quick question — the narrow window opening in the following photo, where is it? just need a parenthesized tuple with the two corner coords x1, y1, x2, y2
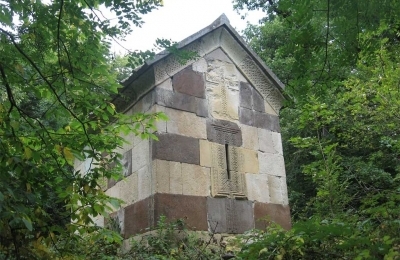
(225, 144, 231, 180)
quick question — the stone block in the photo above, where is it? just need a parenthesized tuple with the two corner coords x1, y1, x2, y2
(182, 163, 211, 196)
(153, 160, 170, 194)
(254, 202, 291, 230)
(124, 197, 151, 237)
(258, 129, 283, 155)
(172, 66, 205, 98)
(245, 174, 269, 203)
(138, 165, 152, 200)
(195, 97, 208, 117)
(149, 105, 167, 133)
(166, 108, 207, 139)
(154, 193, 208, 231)
(264, 101, 278, 115)
(258, 152, 286, 177)
(152, 133, 200, 165)
(206, 119, 242, 147)
(239, 82, 252, 109)
(192, 58, 208, 73)
(241, 124, 259, 151)
(240, 148, 259, 174)
(199, 139, 212, 167)
(132, 140, 150, 173)
(155, 88, 196, 113)
(252, 89, 265, 112)
(141, 90, 156, 113)
(268, 175, 288, 205)
(119, 172, 138, 206)
(239, 107, 254, 126)
(205, 48, 232, 63)
(122, 149, 132, 177)
(207, 198, 254, 233)
(156, 78, 173, 91)
(254, 112, 280, 133)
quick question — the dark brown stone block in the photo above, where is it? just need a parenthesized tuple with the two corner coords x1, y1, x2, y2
(254, 112, 280, 133)
(206, 119, 242, 146)
(239, 107, 254, 127)
(252, 89, 265, 113)
(155, 88, 196, 113)
(207, 198, 254, 234)
(154, 193, 208, 231)
(239, 82, 253, 110)
(172, 66, 205, 98)
(152, 133, 200, 165)
(124, 197, 152, 237)
(254, 202, 291, 230)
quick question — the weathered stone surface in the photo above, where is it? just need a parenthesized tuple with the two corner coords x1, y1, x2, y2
(268, 175, 289, 205)
(166, 108, 207, 139)
(239, 82, 253, 109)
(149, 105, 167, 133)
(153, 160, 170, 194)
(138, 165, 152, 200)
(207, 198, 254, 233)
(241, 125, 259, 151)
(240, 148, 259, 174)
(205, 48, 232, 63)
(245, 174, 269, 203)
(239, 107, 254, 126)
(122, 149, 132, 177)
(141, 89, 156, 112)
(108, 209, 125, 235)
(119, 172, 139, 206)
(152, 133, 200, 165)
(206, 119, 242, 146)
(264, 100, 278, 115)
(155, 88, 196, 113)
(192, 58, 207, 73)
(156, 78, 173, 91)
(258, 129, 283, 154)
(254, 202, 291, 230)
(154, 194, 208, 231)
(132, 140, 150, 173)
(258, 152, 286, 177)
(182, 163, 211, 196)
(172, 66, 205, 98)
(195, 97, 208, 117)
(199, 139, 212, 167)
(206, 60, 240, 121)
(124, 197, 151, 237)
(252, 89, 265, 112)
(254, 112, 280, 132)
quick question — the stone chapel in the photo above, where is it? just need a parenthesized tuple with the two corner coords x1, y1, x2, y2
(75, 14, 290, 238)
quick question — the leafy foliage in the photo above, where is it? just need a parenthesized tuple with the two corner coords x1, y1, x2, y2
(0, 0, 169, 258)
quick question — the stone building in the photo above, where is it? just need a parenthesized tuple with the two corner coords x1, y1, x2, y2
(76, 14, 290, 238)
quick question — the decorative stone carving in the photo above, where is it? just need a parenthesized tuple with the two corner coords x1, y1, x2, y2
(206, 119, 242, 147)
(210, 143, 246, 199)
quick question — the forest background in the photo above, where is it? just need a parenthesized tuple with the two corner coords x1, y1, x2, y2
(0, 0, 399, 259)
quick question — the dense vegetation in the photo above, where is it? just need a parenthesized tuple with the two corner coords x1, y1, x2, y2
(233, 0, 400, 258)
(1, 0, 399, 259)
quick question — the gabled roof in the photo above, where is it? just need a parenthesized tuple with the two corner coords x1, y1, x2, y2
(115, 14, 285, 113)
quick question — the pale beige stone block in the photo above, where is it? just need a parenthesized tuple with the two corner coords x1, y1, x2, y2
(182, 163, 211, 196)
(131, 140, 150, 173)
(149, 105, 167, 133)
(258, 151, 286, 177)
(169, 161, 183, 194)
(241, 124, 259, 150)
(138, 165, 152, 200)
(258, 129, 283, 155)
(268, 175, 288, 205)
(119, 173, 138, 206)
(156, 78, 173, 91)
(105, 183, 120, 199)
(153, 159, 170, 194)
(264, 101, 278, 116)
(240, 148, 259, 174)
(165, 108, 206, 139)
(192, 58, 208, 73)
(199, 139, 212, 167)
(245, 174, 269, 203)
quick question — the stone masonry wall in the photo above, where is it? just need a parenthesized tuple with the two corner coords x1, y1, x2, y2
(96, 47, 290, 238)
